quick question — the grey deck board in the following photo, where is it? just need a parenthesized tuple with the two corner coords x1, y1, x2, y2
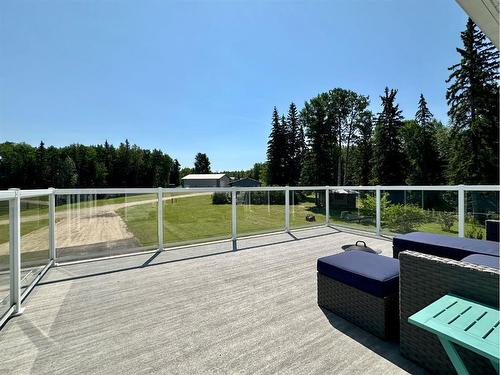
(0, 227, 425, 374)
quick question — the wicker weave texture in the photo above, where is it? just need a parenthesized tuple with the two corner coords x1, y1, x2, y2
(399, 251, 500, 375)
(317, 272, 399, 340)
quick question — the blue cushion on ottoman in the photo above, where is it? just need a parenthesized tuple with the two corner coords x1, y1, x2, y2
(461, 254, 500, 270)
(317, 251, 399, 298)
(393, 232, 499, 260)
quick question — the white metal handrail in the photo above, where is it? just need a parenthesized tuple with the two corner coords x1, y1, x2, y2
(52, 185, 500, 195)
(0, 184, 499, 328)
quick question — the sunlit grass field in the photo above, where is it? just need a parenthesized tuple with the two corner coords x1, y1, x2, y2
(116, 193, 470, 247)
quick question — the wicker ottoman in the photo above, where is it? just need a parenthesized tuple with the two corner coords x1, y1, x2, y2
(317, 250, 400, 340)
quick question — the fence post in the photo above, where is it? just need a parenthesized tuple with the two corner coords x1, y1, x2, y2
(375, 186, 381, 236)
(458, 185, 465, 238)
(285, 187, 290, 233)
(49, 188, 56, 262)
(9, 188, 24, 316)
(231, 188, 237, 250)
(325, 186, 330, 226)
(157, 187, 164, 250)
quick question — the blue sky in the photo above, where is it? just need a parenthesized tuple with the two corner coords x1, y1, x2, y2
(0, 0, 467, 171)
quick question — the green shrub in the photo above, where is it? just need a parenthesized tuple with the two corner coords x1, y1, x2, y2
(384, 204, 427, 233)
(438, 211, 456, 232)
(466, 226, 484, 240)
(359, 193, 390, 218)
(465, 220, 484, 239)
(212, 192, 231, 204)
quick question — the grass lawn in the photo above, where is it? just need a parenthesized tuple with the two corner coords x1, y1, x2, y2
(117, 193, 489, 247)
(117, 194, 329, 247)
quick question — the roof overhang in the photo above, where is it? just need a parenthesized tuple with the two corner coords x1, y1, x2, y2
(456, 0, 499, 48)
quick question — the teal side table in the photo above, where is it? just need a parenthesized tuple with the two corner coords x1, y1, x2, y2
(409, 294, 499, 375)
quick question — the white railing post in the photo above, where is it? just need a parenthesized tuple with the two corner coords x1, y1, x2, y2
(458, 184, 465, 238)
(231, 188, 237, 250)
(375, 186, 381, 236)
(8, 188, 24, 316)
(157, 187, 164, 250)
(285, 186, 290, 233)
(325, 186, 330, 225)
(49, 188, 56, 262)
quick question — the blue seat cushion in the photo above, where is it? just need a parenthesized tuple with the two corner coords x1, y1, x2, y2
(317, 250, 399, 298)
(461, 254, 500, 270)
(393, 232, 499, 260)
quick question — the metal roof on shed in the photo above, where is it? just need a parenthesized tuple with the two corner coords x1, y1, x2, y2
(181, 174, 227, 180)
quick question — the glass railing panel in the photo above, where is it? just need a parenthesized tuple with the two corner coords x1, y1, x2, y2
(290, 190, 326, 229)
(380, 190, 458, 236)
(329, 189, 376, 232)
(164, 191, 231, 247)
(465, 190, 499, 239)
(237, 190, 285, 236)
(0, 200, 10, 317)
(55, 193, 158, 262)
(20, 195, 50, 289)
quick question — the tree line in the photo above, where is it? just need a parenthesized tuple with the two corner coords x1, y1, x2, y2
(0, 140, 181, 189)
(266, 19, 499, 186)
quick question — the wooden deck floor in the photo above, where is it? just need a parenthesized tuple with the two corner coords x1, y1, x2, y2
(0, 227, 425, 374)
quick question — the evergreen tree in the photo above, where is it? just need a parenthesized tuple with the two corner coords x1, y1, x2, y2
(169, 159, 181, 186)
(266, 107, 288, 185)
(415, 94, 433, 126)
(286, 103, 301, 185)
(352, 112, 373, 185)
(446, 18, 499, 184)
(35, 141, 50, 187)
(102, 140, 116, 186)
(285, 103, 305, 185)
(299, 151, 316, 186)
(194, 153, 211, 173)
(372, 87, 406, 185)
(405, 94, 444, 184)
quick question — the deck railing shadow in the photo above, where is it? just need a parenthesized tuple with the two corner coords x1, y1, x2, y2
(38, 227, 345, 286)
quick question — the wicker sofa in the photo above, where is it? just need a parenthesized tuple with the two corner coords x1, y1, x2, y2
(393, 232, 499, 260)
(399, 251, 500, 374)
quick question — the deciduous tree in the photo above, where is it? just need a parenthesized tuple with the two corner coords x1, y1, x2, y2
(194, 153, 211, 174)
